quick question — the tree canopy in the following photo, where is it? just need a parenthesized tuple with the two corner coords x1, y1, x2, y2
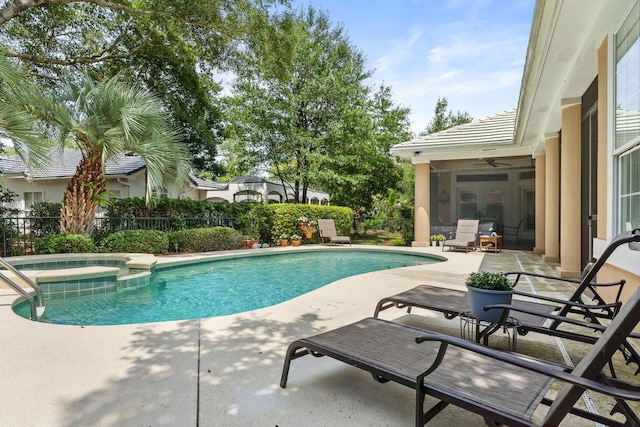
(223, 7, 412, 211)
(0, 0, 282, 173)
(421, 97, 472, 135)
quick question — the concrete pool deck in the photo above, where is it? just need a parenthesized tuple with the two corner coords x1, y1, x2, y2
(0, 245, 636, 426)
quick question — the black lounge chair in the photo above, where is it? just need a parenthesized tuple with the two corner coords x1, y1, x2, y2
(280, 285, 640, 426)
(374, 229, 640, 372)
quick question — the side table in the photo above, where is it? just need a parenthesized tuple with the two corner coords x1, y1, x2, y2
(479, 235, 502, 253)
(459, 311, 520, 351)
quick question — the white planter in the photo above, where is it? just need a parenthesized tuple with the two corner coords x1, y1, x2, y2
(431, 241, 437, 246)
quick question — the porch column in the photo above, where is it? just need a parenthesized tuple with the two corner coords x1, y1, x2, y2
(544, 134, 560, 263)
(559, 101, 582, 278)
(534, 154, 546, 255)
(413, 162, 431, 247)
(596, 35, 608, 239)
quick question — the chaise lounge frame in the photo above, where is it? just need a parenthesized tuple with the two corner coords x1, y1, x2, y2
(317, 219, 351, 246)
(281, 283, 640, 426)
(374, 229, 640, 372)
(441, 219, 479, 253)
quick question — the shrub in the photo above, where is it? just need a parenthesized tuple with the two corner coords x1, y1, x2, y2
(100, 229, 169, 254)
(465, 272, 514, 291)
(168, 227, 244, 252)
(29, 202, 61, 236)
(35, 234, 96, 254)
(264, 204, 352, 242)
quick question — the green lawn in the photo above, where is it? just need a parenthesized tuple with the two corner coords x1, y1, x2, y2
(352, 230, 405, 246)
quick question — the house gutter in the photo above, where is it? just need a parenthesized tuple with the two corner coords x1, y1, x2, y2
(514, 0, 548, 146)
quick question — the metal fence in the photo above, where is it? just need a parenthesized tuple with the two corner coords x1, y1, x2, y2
(0, 215, 237, 257)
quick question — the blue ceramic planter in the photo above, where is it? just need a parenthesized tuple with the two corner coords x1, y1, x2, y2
(466, 286, 514, 323)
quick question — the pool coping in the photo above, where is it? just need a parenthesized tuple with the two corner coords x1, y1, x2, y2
(7, 246, 447, 307)
(1, 245, 596, 426)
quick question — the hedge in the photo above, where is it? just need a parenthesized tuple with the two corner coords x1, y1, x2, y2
(168, 227, 244, 252)
(34, 234, 96, 254)
(100, 229, 169, 254)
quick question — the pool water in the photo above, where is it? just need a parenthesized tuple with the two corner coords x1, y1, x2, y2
(14, 250, 439, 325)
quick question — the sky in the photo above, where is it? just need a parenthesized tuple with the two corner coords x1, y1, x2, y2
(291, 0, 535, 134)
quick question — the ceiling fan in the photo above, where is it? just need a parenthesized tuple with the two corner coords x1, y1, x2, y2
(473, 158, 511, 168)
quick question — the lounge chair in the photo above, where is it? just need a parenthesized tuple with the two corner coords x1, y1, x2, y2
(503, 218, 523, 243)
(374, 229, 640, 372)
(281, 285, 640, 426)
(441, 219, 479, 252)
(317, 219, 351, 245)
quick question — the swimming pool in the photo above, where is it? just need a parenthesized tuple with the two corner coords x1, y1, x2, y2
(14, 249, 441, 325)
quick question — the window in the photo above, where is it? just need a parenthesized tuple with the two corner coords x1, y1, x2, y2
(151, 187, 168, 198)
(24, 192, 43, 209)
(615, 2, 640, 232)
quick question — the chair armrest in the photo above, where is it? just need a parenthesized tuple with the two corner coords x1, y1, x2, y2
(512, 290, 619, 311)
(505, 271, 581, 285)
(506, 271, 625, 291)
(485, 303, 640, 340)
(414, 332, 640, 401)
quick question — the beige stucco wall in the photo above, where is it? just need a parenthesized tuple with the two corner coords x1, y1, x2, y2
(544, 135, 560, 263)
(413, 162, 430, 247)
(559, 103, 582, 277)
(597, 35, 608, 240)
(598, 263, 640, 335)
(534, 155, 546, 254)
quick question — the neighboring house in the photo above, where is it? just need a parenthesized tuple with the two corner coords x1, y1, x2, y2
(191, 175, 330, 205)
(0, 150, 330, 212)
(394, 1, 640, 297)
(0, 149, 147, 213)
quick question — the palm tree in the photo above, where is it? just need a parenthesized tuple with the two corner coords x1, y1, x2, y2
(0, 53, 48, 169)
(35, 73, 191, 235)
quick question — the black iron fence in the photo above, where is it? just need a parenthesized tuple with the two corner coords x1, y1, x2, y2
(1, 215, 237, 257)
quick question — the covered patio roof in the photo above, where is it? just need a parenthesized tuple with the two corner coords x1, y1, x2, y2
(391, 109, 532, 165)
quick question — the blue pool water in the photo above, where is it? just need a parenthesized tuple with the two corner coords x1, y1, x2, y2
(15, 249, 439, 326)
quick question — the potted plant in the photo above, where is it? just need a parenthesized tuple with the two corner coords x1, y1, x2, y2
(430, 235, 438, 246)
(298, 216, 308, 230)
(303, 220, 317, 239)
(435, 234, 446, 246)
(291, 234, 302, 246)
(279, 233, 289, 247)
(465, 271, 514, 323)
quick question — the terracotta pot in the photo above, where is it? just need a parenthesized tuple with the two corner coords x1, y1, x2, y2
(305, 231, 313, 239)
(292, 240, 301, 247)
(280, 239, 288, 247)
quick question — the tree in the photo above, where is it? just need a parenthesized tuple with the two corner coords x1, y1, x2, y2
(223, 7, 411, 211)
(0, 0, 282, 174)
(0, 53, 47, 167)
(25, 73, 191, 235)
(421, 97, 472, 135)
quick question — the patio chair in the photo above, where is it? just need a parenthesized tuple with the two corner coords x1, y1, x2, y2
(503, 218, 523, 243)
(374, 229, 640, 373)
(317, 219, 351, 246)
(281, 284, 640, 426)
(441, 219, 479, 252)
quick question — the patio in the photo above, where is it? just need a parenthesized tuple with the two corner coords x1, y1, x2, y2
(0, 246, 637, 426)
